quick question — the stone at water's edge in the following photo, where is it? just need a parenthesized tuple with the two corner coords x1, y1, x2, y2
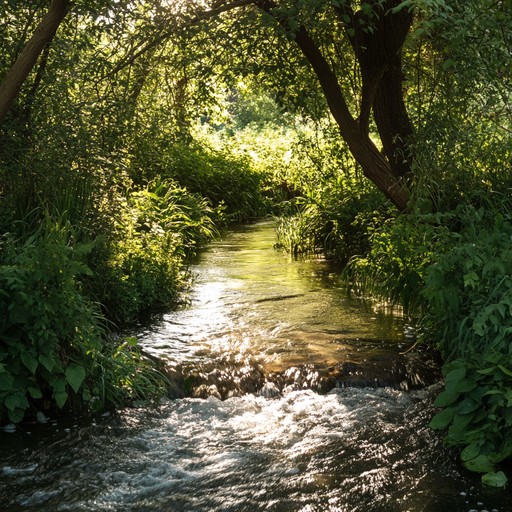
(158, 345, 442, 400)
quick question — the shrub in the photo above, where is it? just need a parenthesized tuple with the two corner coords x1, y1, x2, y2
(0, 217, 103, 423)
(131, 140, 269, 223)
(344, 212, 451, 315)
(0, 215, 170, 424)
(88, 178, 219, 325)
(423, 206, 512, 486)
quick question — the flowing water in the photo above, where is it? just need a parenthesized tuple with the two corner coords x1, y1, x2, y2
(1, 221, 511, 512)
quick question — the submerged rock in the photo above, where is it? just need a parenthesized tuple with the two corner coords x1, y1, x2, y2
(258, 382, 281, 398)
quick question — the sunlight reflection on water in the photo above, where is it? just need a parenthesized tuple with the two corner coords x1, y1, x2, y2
(139, 220, 405, 373)
(1, 221, 510, 511)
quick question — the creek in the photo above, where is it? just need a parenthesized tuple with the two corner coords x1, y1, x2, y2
(1, 220, 511, 511)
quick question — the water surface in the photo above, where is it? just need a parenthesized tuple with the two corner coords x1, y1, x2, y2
(1, 220, 510, 511)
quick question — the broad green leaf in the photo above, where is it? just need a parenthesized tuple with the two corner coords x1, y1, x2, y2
(457, 398, 480, 415)
(455, 378, 477, 393)
(482, 471, 508, 488)
(444, 366, 466, 386)
(39, 353, 55, 372)
(464, 454, 495, 474)
(54, 391, 68, 409)
(28, 386, 43, 399)
(429, 408, 454, 429)
(21, 351, 38, 375)
(65, 364, 86, 394)
(8, 407, 25, 423)
(4, 392, 29, 412)
(51, 376, 67, 393)
(449, 412, 475, 435)
(434, 389, 459, 407)
(461, 442, 482, 462)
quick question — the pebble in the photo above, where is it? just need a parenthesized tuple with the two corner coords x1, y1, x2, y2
(36, 411, 49, 424)
(259, 382, 280, 398)
(2, 423, 16, 433)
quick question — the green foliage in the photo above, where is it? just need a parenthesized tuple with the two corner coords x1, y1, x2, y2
(421, 207, 512, 359)
(344, 211, 450, 314)
(0, 215, 172, 423)
(344, 204, 512, 485)
(430, 357, 512, 487)
(420, 205, 512, 486)
(88, 178, 218, 325)
(405, 0, 512, 211)
(275, 202, 322, 256)
(0, 217, 102, 422)
(130, 139, 269, 224)
(89, 337, 170, 410)
(267, 117, 392, 265)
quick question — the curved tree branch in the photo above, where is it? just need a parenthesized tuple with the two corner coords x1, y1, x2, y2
(0, 0, 71, 126)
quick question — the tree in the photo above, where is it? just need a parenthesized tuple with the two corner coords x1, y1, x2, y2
(0, 0, 71, 125)
(251, 0, 414, 210)
(167, 0, 508, 211)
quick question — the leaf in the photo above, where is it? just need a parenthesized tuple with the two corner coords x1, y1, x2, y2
(455, 378, 477, 393)
(21, 351, 38, 375)
(28, 386, 43, 399)
(457, 398, 480, 415)
(464, 454, 495, 473)
(449, 411, 475, 435)
(482, 471, 508, 488)
(54, 391, 68, 409)
(39, 353, 55, 372)
(51, 376, 67, 393)
(498, 364, 512, 377)
(8, 407, 25, 423)
(4, 392, 29, 412)
(461, 442, 482, 462)
(390, 0, 413, 14)
(429, 408, 454, 429)
(463, 271, 479, 288)
(434, 389, 459, 407)
(444, 365, 466, 384)
(478, 366, 496, 375)
(65, 364, 86, 394)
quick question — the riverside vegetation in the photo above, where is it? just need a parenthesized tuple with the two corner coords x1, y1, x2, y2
(1, 0, 511, 489)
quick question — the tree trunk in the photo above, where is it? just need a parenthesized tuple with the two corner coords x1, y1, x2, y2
(350, 1, 414, 181)
(0, 0, 70, 126)
(291, 25, 411, 211)
(256, 0, 412, 211)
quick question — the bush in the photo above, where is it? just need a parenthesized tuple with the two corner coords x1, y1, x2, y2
(345, 211, 451, 315)
(88, 178, 219, 325)
(0, 218, 99, 422)
(0, 215, 170, 424)
(131, 140, 269, 223)
(423, 206, 512, 485)
(274, 163, 391, 265)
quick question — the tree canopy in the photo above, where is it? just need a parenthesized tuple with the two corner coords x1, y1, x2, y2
(2, 0, 510, 210)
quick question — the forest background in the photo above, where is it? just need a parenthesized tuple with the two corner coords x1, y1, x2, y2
(0, 0, 511, 487)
